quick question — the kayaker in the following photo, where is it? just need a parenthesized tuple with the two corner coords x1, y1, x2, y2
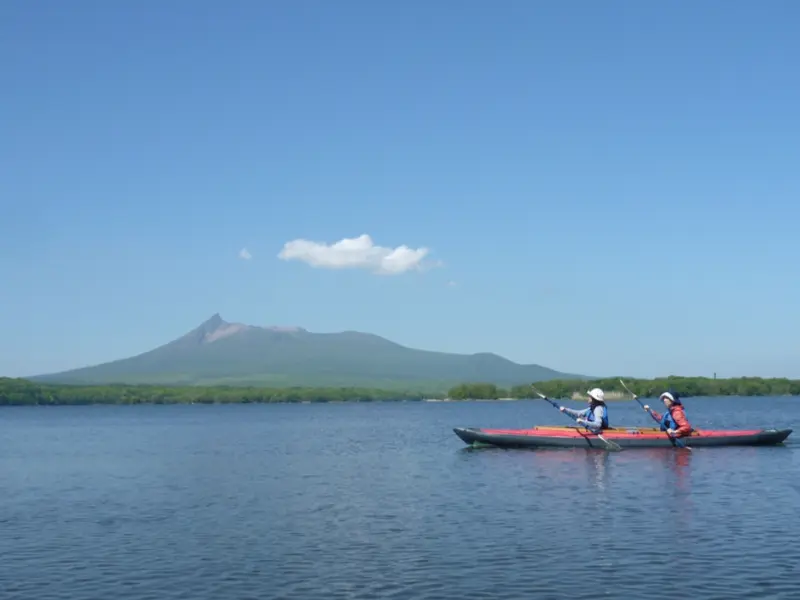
(644, 392, 693, 438)
(560, 388, 609, 432)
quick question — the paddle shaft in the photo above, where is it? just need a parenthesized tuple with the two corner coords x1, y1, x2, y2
(618, 379, 690, 450)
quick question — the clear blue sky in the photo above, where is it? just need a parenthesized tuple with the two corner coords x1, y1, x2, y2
(2, 0, 799, 379)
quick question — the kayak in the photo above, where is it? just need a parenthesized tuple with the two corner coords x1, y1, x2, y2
(453, 425, 792, 449)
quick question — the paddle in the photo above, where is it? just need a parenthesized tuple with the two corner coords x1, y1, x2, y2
(530, 385, 622, 452)
(618, 379, 692, 451)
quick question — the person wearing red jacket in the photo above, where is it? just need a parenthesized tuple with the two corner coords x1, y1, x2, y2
(643, 391, 693, 438)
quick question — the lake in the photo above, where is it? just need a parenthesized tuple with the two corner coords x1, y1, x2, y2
(1, 396, 798, 599)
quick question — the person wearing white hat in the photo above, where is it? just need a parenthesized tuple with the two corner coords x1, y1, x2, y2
(643, 391, 693, 438)
(560, 387, 609, 432)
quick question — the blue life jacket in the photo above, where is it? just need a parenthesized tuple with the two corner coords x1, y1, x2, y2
(585, 403, 609, 429)
(660, 408, 678, 431)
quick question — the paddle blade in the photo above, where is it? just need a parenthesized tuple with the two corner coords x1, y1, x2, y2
(674, 437, 693, 451)
(598, 435, 623, 452)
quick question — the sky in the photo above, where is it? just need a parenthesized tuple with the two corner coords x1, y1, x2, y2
(2, 0, 799, 379)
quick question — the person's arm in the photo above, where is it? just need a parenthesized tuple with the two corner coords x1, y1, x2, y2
(671, 406, 692, 437)
(561, 406, 589, 419)
(644, 405, 662, 421)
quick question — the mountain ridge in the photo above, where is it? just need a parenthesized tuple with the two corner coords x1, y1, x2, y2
(31, 314, 589, 391)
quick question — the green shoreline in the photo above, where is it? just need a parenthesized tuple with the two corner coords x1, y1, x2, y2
(2, 376, 799, 406)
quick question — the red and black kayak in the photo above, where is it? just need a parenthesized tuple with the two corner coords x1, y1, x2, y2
(453, 425, 793, 449)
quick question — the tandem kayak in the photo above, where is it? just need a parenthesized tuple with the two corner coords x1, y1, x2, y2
(453, 425, 792, 449)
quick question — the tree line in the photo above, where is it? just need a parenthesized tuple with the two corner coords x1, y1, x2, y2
(2, 375, 799, 406)
(447, 376, 800, 400)
(0, 377, 428, 406)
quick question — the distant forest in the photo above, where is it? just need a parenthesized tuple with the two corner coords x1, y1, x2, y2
(0, 377, 427, 405)
(1, 375, 799, 406)
(448, 376, 800, 400)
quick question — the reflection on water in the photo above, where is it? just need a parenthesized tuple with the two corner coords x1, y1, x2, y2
(585, 449, 610, 491)
(634, 447, 693, 492)
(461, 444, 691, 494)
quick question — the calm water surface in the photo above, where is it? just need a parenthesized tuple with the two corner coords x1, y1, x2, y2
(1, 397, 799, 599)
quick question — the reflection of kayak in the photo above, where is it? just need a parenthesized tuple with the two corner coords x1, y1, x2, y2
(453, 425, 792, 449)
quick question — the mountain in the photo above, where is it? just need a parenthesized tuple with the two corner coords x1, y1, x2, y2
(31, 314, 587, 391)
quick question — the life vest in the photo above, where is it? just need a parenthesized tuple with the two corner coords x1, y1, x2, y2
(586, 403, 609, 429)
(660, 407, 679, 431)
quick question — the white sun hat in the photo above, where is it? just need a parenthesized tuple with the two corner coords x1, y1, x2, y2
(587, 388, 605, 402)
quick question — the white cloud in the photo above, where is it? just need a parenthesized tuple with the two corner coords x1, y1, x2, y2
(239, 248, 252, 260)
(278, 234, 432, 275)
(447, 280, 457, 287)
